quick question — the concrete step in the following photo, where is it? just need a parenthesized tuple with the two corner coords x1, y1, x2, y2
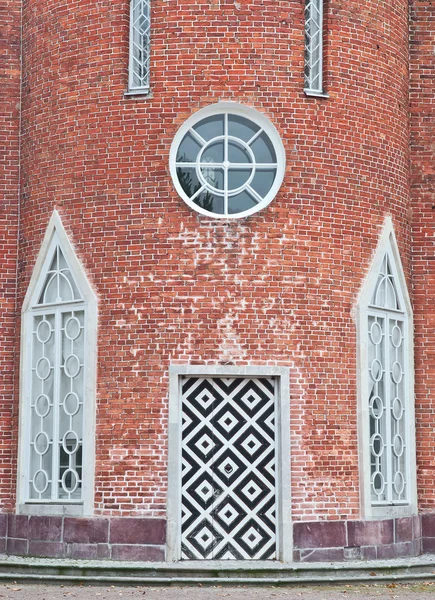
(0, 555, 435, 585)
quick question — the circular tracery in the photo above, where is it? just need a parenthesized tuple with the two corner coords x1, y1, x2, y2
(170, 103, 285, 218)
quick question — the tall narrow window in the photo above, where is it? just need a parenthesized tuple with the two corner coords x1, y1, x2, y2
(129, 0, 151, 93)
(357, 220, 416, 517)
(367, 254, 408, 505)
(19, 212, 97, 515)
(304, 0, 324, 95)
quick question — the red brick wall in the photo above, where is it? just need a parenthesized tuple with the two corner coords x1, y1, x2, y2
(410, 0, 435, 513)
(0, 0, 20, 511)
(17, 0, 411, 520)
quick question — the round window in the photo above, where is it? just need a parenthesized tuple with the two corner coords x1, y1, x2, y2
(170, 103, 286, 219)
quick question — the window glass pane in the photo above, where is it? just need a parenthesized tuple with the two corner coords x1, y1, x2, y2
(38, 246, 82, 304)
(251, 170, 276, 197)
(228, 169, 252, 191)
(371, 256, 401, 310)
(201, 141, 224, 163)
(228, 115, 259, 142)
(177, 167, 202, 198)
(194, 115, 224, 141)
(41, 274, 58, 304)
(389, 318, 406, 502)
(228, 191, 257, 214)
(177, 133, 202, 163)
(368, 314, 388, 504)
(251, 133, 277, 163)
(193, 192, 224, 214)
(228, 142, 251, 163)
(200, 167, 224, 190)
(58, 273, 75, 303)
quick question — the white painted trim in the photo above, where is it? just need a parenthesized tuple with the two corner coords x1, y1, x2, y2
(167, 365, 291, 563)
(356, 217, 416, 519)
(128, 0, 151, 93)
(17, 210, 98, 516)
(304, 0, 324, 94)
(169, 102, 286, 220)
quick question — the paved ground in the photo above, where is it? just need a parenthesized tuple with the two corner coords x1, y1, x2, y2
(1, 582, 435, 600)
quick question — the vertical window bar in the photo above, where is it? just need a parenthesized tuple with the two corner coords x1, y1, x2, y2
(129, 0, 151, 92)
(304, 0, 324, 94)
(52, 309, 61, 500)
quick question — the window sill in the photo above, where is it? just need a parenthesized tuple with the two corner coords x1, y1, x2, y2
(125, 88, 151, 98)
(304, 89, 329, 99)
(366, 503, 416, 520)
(18, 503, 85, 517)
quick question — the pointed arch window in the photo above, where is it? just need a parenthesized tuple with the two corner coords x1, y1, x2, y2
(19, 215, 97, 514)
(358, 222, 416, 516)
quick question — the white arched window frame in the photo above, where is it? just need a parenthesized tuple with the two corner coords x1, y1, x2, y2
(170, 102, 286, 219)
(356, 218, 416, 518)
(128, 0, 151, 94)
(17, 211, 97, 516)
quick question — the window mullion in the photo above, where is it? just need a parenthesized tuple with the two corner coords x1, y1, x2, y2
(224, 114, 229, 215)
(404, 315, 410, 503)
(52, 306, 61, 501)
(385, 312, 393, 504)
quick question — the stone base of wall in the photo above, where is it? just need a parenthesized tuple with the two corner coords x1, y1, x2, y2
(0, 515, 165, 561)
(293, 516, 422, 562)
(421, 514, 435, 553)
(2, 513, 435, 562)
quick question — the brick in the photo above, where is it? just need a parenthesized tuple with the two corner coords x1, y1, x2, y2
(293, 522, 346, 550)
(111, 545, 165, 561)
(421, 514, 435, 538)
(110, 518, 166, 545)
(6, 538, 28, 556)
(7, 516, 29, 540)
(347, 520, 394, 548)
(28, 541, 66, 558)
(361, 546, 377, 561)
(0, 515, 7, 538)
(28, 516, 62, 542)
(422, 537, 435, 553)
(299, 548, 345, 562)
(66, 543, 110, 560)
(64, 518, 109, 544)
(376, 542, 414, 560)
(395, 517, 413, 544)
(413, 516, 422, 540)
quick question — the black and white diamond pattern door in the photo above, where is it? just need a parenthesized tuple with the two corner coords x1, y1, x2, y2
(181, 376, 276, 560)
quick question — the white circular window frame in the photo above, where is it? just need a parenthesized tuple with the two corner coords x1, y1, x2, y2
(169, 102, 286, 219)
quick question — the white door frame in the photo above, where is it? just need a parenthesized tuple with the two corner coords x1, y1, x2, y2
(167, 365, 291, 562)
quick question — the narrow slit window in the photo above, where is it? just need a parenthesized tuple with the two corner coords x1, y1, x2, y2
(129, 0, 151, 93)
(304, 0, 324, 95)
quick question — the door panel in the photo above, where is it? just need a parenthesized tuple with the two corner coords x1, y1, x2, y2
(181, 376, 276, 560)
